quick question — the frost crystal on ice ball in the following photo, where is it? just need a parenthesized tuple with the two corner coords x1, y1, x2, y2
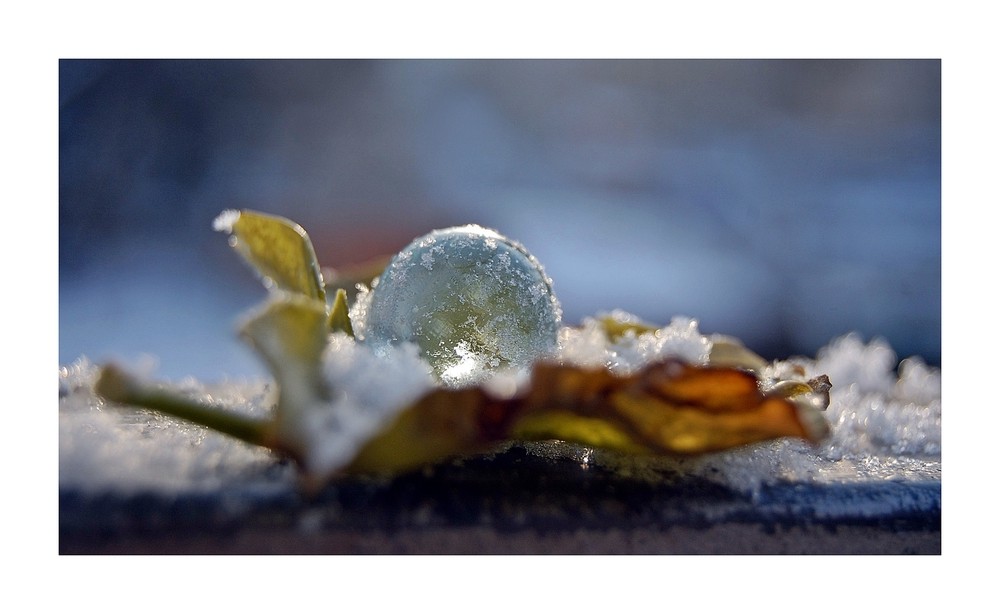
(365, 224, 562, 386)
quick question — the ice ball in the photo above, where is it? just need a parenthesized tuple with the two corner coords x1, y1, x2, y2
(365, 224, 562, 386)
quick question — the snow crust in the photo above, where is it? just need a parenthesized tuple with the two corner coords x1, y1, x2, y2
(59, 312, 941, 496)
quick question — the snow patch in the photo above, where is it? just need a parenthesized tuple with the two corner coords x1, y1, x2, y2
(59, 327, 941, 495)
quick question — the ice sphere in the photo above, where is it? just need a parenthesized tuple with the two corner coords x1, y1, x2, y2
(365, 224, 562, 386)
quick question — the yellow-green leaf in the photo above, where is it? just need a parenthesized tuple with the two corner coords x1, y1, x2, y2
(346, 387, 496, 475)
(95, 363, 277, 449)
(214, 209, 326, 302)
(328, 288, 354, 337)
(238, 294, 332, 467)
(597, 314, 659, 341)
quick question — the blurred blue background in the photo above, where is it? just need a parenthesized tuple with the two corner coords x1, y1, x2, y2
(59, 59, 941, 380)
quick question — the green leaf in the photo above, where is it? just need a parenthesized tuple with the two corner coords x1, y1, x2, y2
(328, 288, 354, 337)
(214, 209, 326, 302)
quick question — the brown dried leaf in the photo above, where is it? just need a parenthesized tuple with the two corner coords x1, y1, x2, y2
(346, 359, 829, 475)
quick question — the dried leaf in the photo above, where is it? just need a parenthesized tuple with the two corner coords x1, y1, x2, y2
(347, 359, 829, 475)
(510, 412, 653, 455)
(525, 361, 826, 453)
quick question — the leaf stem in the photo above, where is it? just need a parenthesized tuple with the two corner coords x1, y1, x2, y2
(94, 364, 275, 449)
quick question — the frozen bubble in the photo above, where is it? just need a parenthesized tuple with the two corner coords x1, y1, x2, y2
(365, 225, 562, 387)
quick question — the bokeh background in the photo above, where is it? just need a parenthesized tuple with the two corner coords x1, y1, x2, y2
(59, 59, 941, 380)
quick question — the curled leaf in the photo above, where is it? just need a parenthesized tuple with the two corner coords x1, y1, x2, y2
(766, 374, 832, 438)
(347, 359, 829, 476)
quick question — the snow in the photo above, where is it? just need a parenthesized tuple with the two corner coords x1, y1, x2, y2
(59, 316, 941, 496)
(347, 280, 376, 342)
(211, 209, 241, 233)
(558, 312, 711, 373)
(59, 357, 283, 493)
(296, 334, 435, 474)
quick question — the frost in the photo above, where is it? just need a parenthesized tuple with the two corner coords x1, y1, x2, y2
(348, 282, 375, 341)
(556, 318, 613, 369)
(815, 332, 898, 394)
(705, 332, 941, 495)
(816, 344, 942, 460)
(895, 356, 941, 405)
(211, 209, 241, 233)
